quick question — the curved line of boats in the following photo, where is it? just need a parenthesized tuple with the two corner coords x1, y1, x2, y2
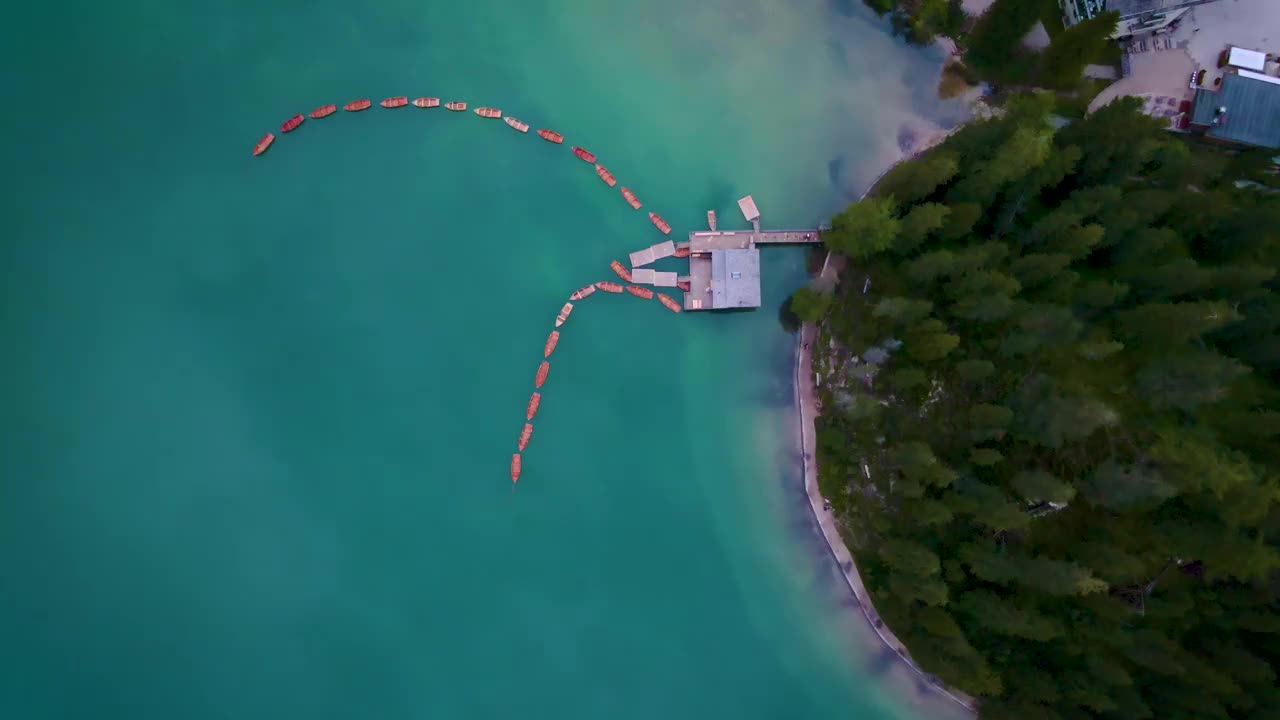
(250, 95, 672, 236)
(510, 265, 682, 484)
(251, 96, 685, 486)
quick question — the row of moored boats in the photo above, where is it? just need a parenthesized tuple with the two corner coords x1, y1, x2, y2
(510, 262, 682, 484)
(252, 96, 673, 236)
(250, 96, 682, 485)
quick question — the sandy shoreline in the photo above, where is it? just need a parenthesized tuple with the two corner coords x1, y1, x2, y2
(795, 252, 977, 714)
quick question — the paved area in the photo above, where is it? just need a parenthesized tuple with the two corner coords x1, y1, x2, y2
(794, 253, 976, 715)
(1090, 48, 1196, 112)
(1172, 0, 1280, 86)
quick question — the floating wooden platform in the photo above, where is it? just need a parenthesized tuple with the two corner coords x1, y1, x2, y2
(628, 240, 677, 268)
(631, 268, 679, 287)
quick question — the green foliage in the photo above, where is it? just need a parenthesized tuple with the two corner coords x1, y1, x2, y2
(896, 202, 950, 254)
(966, 0, 1043, 83)
(1039, 12, 1119, 89)
(789, 287, 832, 323)
(876, 153, 959, 205)
(825, 196, 900, 259)
(816, 98, 1280, 718)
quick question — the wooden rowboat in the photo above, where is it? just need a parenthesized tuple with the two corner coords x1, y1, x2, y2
(595, 281, 624, 293)
(412, 97, 440, 108)
(517, 424, 533, 452)
(381, 96, 408, 108)
(474, 107, 501, 118)
(445, 101, 467, 111)
(595, 164, 617, 187)
(626, 286, 654, 300)
(310, 104, 337, 119)
(572, 146, 596, 163)
(609, 260, 632, 282)
(252, 133, 275, 156)
(537, 128, 564, 144)
(649, 212, 671, 235)
(281, 114, 305, 132)
(621, 187, 641, 210)
(534, 361, 550, 389)
(511, 453, 522, 483)
(504, 116, 530, 133)
(526, 392, 541, 421)
(570, 285, 596, 301)
(554, 302, 574, 328)
(658, 293, 682, 313)
(344, 99, 372, 112)
(544, 330, 560, 358)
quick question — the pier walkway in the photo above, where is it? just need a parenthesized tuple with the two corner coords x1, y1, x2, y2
(687, 229, 822, 253)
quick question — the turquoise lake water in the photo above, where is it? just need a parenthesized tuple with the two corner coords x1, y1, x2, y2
(1, 1, 971, 717)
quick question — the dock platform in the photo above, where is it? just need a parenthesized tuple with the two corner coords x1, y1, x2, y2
(628, 240, 676, 268)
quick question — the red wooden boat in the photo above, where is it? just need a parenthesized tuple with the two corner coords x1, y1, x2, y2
(626, 285, 654, 300)
(595, 281, 624, 293)
(674, 246, 690, 258)
(570, 285, 596, 301)
(677, 280, 691, 292)
(544, 330, 560, 358)
(252, 133, 275, 157)
(445, 101, 467, 112)
(609, 260, 632, 282)
(309, 104, 337, 119)
(649, 212, 672, 235)
(657, 293, 682, 313)
(511, 453, 522, 483)
(381, 96, 409, 108)
(281, 114, 305, 133)
(534, 361, 550, 389)
(412, 97, 440, 108)
(572, 146, 596, 163)
(344, 99, 372, 112)
(621, 187, 642, 210)
(595, 164, 617, 187)
(517, 424, 533, 452)
(504, 116, 530, 133)
(526, 392, 541, 421)
(537, 129, 564, 144)
(474, 107, 501, 118)
(555, 302, 574, 328)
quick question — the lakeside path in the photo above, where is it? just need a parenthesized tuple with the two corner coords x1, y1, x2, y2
(794, 255, 978, 716)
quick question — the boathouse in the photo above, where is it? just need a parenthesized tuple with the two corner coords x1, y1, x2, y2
(624, 194, 824, 311)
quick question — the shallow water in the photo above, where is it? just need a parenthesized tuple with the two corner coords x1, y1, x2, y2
(1, 1, 969, 718)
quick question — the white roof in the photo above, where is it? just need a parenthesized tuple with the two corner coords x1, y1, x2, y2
(1229, 47, 1267, 72)
(1238, 69, 1280, 86)
(631, 268, 656, 284)
(737, 195, 760, 221)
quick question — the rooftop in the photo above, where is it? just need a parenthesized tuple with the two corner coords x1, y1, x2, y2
(1105, 0, 1207, 19)
(711, 249, 761, 309)
(1191, 71, 1280, 148)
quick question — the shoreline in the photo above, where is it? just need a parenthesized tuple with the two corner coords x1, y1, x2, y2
(795, 297, 978, 715)
(791, 115, 980, 712)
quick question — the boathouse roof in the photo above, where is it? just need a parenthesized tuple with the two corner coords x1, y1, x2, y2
(711, 249, 761, 309)
(1191, 71, 1280, 149)
(738, 195, 761, 222)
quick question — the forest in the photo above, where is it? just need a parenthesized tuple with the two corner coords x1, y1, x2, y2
(803, 95, 1280, 719)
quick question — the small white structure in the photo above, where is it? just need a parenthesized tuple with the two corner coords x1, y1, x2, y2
(737, 195, 760, 222)
(629, 269, 679, 287)
(1228, 47, 1267, 72)
(628, 240, 676, 268)
(1238, 68, 1280, 86)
